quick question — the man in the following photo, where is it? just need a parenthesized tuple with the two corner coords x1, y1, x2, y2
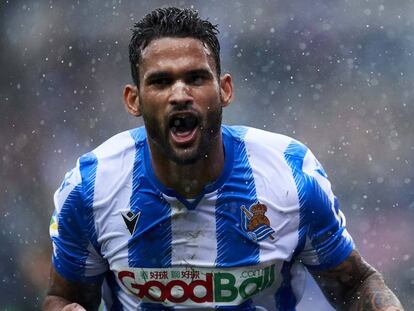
(43, 7, 404, 311)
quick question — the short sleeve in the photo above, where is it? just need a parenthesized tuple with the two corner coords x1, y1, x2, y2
(285, 141, 354, 271)
(49, 153, 108, 282)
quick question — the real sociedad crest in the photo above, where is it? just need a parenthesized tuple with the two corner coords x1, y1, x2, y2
(240, 202, 275, 242)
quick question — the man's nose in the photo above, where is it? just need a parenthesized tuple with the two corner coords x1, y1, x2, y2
(168, 81, 192, 106)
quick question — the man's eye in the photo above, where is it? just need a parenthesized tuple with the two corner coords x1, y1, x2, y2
(189, 75, 205, 85)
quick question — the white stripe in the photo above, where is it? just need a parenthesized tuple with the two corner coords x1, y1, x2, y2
(53, 161, 82, 214)
(243, 127, 301, 263)
(169, 191, 219, 266)
(243, 127, 307, 307)
(92, 131, 136, 265)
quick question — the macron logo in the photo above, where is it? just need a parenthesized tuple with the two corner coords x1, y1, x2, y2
(121, 210, 141, 235)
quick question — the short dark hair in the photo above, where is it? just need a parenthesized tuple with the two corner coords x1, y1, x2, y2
(129, 7, 221, 86)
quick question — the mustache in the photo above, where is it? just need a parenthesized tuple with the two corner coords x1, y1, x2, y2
(168, 102, 196, 113)
(166, 105, 202, 120)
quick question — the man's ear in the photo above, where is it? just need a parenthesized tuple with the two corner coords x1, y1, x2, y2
(219, 73, 233, 107)
(123, 84, 141, 117)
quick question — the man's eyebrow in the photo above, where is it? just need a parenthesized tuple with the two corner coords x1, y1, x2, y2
(145, 68, 214, 81)
(185, 68, 214, 79)
(144, 71, 171, 81)
(185, 69, 213, 77)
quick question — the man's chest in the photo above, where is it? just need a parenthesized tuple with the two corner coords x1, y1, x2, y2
(92, 189, 302, 307)
(94, 190, 300, 267)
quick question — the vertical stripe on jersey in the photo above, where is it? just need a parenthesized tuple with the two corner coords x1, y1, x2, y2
(271, 142, 309, 310)
(280, 140, 347, 310)
(104, 271, 123, 311)
(283, 142, 308, 247)
(216, 300, 255, 311)
(54, 152, 101, 281)
(54, 184, 88, 279)
(140, 303, 174, 310)
(284, 140, 352, 270)
(79, 152, 101, 254)
(274, 261, 297, 311)
(128, 128, 172, 268)
(215, 126, 260, 268)
(278, 141, 310, 310)
(215, 127, 258, 310)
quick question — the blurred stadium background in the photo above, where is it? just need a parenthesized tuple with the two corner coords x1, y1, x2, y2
(1, 0, 413, 309)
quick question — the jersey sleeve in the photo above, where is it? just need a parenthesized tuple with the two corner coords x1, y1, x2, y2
(49, 153, 108, 282)
(285, 141, 354, 270)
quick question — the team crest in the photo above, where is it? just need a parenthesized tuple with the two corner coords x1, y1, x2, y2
(240, 202, 275, 242)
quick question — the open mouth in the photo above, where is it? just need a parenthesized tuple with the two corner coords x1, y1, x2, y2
(168, 113, 200, 144)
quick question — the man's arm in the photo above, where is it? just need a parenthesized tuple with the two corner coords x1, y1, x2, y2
(43, 266, 102, 311)
(309, 249, 403, 311)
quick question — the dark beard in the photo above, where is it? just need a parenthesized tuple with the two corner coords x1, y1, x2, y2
(142, 104, 223, 165)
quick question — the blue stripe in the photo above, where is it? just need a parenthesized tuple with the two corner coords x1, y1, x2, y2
(79, 153, 101, 254)
(274, 261, 297, 311)
(53, 152, 102, 282)
(277, 141, 354, 309)
(284, 141, 353, 270)
(140, 303, 174, 310)
(284, 141, 308, 250)
(215, 126, 259, 269)
(216, 299, 255, 310)
(105, 271, 123, 311)
(128, 128, 172, 268)
(54, 185, 89, 281)
(274, 141, 312, 310)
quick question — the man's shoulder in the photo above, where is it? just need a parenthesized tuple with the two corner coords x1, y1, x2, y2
(69, 127, 145, 181)
(223, 125, 298, 154)
(91, 126, 146, 160)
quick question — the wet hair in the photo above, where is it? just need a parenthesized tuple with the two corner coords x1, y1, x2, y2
(129, 7, 221, 85)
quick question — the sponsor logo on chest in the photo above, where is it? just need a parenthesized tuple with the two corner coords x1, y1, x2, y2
(116, 264, 280, 306)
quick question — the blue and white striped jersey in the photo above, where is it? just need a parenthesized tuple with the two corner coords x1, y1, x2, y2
(49, 125, 354, 310)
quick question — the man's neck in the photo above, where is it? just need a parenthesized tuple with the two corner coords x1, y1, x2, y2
(147, 135, 225, 198)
